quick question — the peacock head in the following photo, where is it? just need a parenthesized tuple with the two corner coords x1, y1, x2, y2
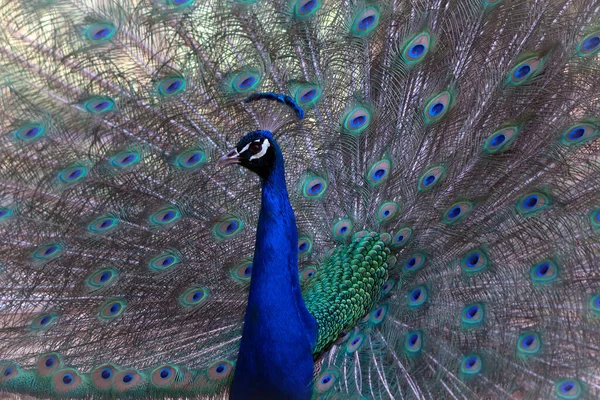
(217, 130, 279, 179)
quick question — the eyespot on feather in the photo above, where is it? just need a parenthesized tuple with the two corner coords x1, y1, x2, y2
(407, 285, 427, 307)
(484, 125, 520, 153)
(418, 165, 445, 191)
(442, 202, 473, 224)
(213, 217, 244, 239)
(86, 267, 118, 289)
(0, 363, 19, 384)
(315, 370, 338, 392)
(179, 286, 209, 307)
(176, 149, 205, 169)
(149, 207, 181, 226)
(342, 106, 372, 135)
(301, 175, 327, 198)
(231, 259, 253, 281)
(377, 201, 399, 222)
(298, 237, 313, 256)
(84, 23, 116, 41)
(403, 253, 426, 273)
(424, 91, 453, 123)
(59, 166, 87, 184)
(300, 267, 317, 281)
(37, 353, 62, 376)
(110, 151, 140, 168)
(98, 299, 126, 320)
(346, 333, 365, 353)
(560, 123, 598, 146)
(366, 159, 391, 186)
(83, 96, 115, 113)
(404, 330, 423, 354)
(401, 32, 431, 64)
(577, 31, 600, 56)
(461, 249, 488, 274)
(15, 122, 45, 141)
(31, 313, 57, 330)
(114, 369, 144, 392)
(555, 379, 582, 399)
(294, 0, 321, 18)
(507, 56, 544, 85)
(207, 361, 234, 381)
(157, 77, 186, 96)
(461, 354, 482, 375)
(461, 303, 485, 326)
(148, 252, 180, 272)
(530, 259, 558, 283)
(92, 364, 119, 390)
(516, 192, 550, 215)
(332, 218, 353, 239)
(517, 332, 541, 356)
(151, 365, 178, 387)
(392, 227, 412, 247)
(351, 6, 380, 35)
(381, 279, 395, 295)
(88, 216, 119, 234)
(32, 243, 63, 262)
(52, 369, 83, 393)
(293, 83, 322, 107)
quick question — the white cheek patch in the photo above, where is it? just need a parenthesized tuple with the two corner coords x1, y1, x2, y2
(250, 140, 271, 160)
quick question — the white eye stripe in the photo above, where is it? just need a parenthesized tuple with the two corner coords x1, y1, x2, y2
(250, 140, 271, 160)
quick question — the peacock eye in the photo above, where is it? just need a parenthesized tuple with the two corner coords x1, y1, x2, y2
(249, 142, 262, 153)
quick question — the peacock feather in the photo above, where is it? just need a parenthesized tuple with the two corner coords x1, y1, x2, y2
(1, 0, 600, 398)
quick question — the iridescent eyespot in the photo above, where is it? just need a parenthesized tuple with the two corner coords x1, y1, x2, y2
(84, 23, 116, 41)
(88, 216, 119, 234)
(180, 286, 209, 307)
(0, 207, 10, 220)
(316, 370, 338, 393)
(342, 106, 372, 135)
(86, 267, 118, 289)
(381, 279, 395, 295)
(461, 249, 488, 274)
(461, 354, 482, 375)
(31, 313, 57, 330)
(37, 353, 62, 376)
(213, 217, 244, 239)
(366, 159, 391, 186)
(346, 333, 365, 353)
(590, 294, 600, 315)
(404, 330, 423, 353)
(332, 218, 353, 239)
(484, 125, 520, 153)
(407, 285, 427, 307)
(516, 192, 550, 215)
(169, 0, 194, 6)
(0, 363, 18, 383)
(150, 207, 181, 226)
(370, 305, 387, 324)
(442, 202, 473, 224)
(517, 332, 541, 356)
(152, 365, 178, 387)
(424, 91, 453, 123)
(403, 253, 425, 273)
(229, 71, 261, 93)
(59, 166, 87, 184)
(418, 165, 445, 191)
(114, 370, 143, 392)
(351, 7, 380, 35)
(300, 267, 317, 282)
(111, 151, 140, 168)
(157, 77, 186, 96)
(99, 299, 126, 320)
(462, 303, 485, 326)
(301, 175, 327, 199)
(530, 259, 558, 283)
(507, 56, 545, 85)
(32, 243, 63, 261)
(560, 123, 598, 145)
(92, 365, 118, 390)
(294, 0, 320, 18)
(293, 84, 322, 107)
(15, 123, 45, 141)
(577, 31, 600, 57)
(402, 32, 431, 64)
(53, 369, 83, 393)
(148, 252, 180, 272)
(176, 149, 205, 169)
(555, 379, 582, 399)
(298, 237, 313, 256)
(232, 259, 253, 281)
(84, 96, 115, 113)
(207, 361, 234, 381)
(377, 201, 399, 222)
(392, 227, 412, 247)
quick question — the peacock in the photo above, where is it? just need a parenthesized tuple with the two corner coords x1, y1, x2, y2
(1, 0, 600, 398)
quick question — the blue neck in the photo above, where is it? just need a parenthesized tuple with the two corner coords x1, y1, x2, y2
(231, 139, 318, 400)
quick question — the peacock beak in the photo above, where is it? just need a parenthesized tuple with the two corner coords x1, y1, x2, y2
(216, 148, 242, 167)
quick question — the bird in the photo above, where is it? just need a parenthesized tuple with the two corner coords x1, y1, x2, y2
(0, 0, 600, 398)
